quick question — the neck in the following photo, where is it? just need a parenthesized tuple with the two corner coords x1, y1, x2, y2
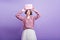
(26, 15, 30, 17)
(26, 15, 31, 19)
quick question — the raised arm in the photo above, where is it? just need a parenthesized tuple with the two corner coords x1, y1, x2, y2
(33, 9, 40, 20)
(16, 9, 24, 21)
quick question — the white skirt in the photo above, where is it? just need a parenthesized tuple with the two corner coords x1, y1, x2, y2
(21, 29, 37, 40)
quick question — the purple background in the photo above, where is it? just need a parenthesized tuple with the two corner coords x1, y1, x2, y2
(0, 0, 60, 40)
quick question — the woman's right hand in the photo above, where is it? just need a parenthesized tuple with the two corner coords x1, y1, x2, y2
(22, 8, 26, 12)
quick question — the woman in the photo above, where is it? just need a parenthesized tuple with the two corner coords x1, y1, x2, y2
(16, 7, 40, 40)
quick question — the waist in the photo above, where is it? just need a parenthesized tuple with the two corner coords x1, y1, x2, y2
(23, 29, 35, 31)
(23, 26, 34, 30)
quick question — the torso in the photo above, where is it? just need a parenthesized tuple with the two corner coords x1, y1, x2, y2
(23, 16, 35, 30)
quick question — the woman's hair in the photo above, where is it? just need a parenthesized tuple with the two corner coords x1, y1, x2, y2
(25, 9, 32, 15)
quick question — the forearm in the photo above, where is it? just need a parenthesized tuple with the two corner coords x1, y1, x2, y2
(16, 10, 23, 19)
(16, 10, 24, 21)
(16, 10, 23, 17)
(33, 9, 40, 17)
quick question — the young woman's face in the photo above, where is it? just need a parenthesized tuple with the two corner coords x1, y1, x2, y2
(26, 10, 30, 16)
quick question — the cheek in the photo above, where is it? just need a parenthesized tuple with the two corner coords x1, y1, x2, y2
(27, 12, 30, 14)
(29, 12, 30, 15)
(28, 11, 30, 14)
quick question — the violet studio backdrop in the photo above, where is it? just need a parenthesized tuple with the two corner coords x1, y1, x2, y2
(0, 0, 60, 40)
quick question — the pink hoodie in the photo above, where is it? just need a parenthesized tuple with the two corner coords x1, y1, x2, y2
(16, 10, 40, 30)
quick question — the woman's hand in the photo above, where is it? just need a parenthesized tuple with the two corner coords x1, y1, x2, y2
(22, 8, 26, 12)
(31, 7, 38, 13)
(31, 7, 34, 11)
(22, 7, 29, 12)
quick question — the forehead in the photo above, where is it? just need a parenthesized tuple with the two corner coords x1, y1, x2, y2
(26, 9, 31, 12)
(27, 9, 30, 11)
